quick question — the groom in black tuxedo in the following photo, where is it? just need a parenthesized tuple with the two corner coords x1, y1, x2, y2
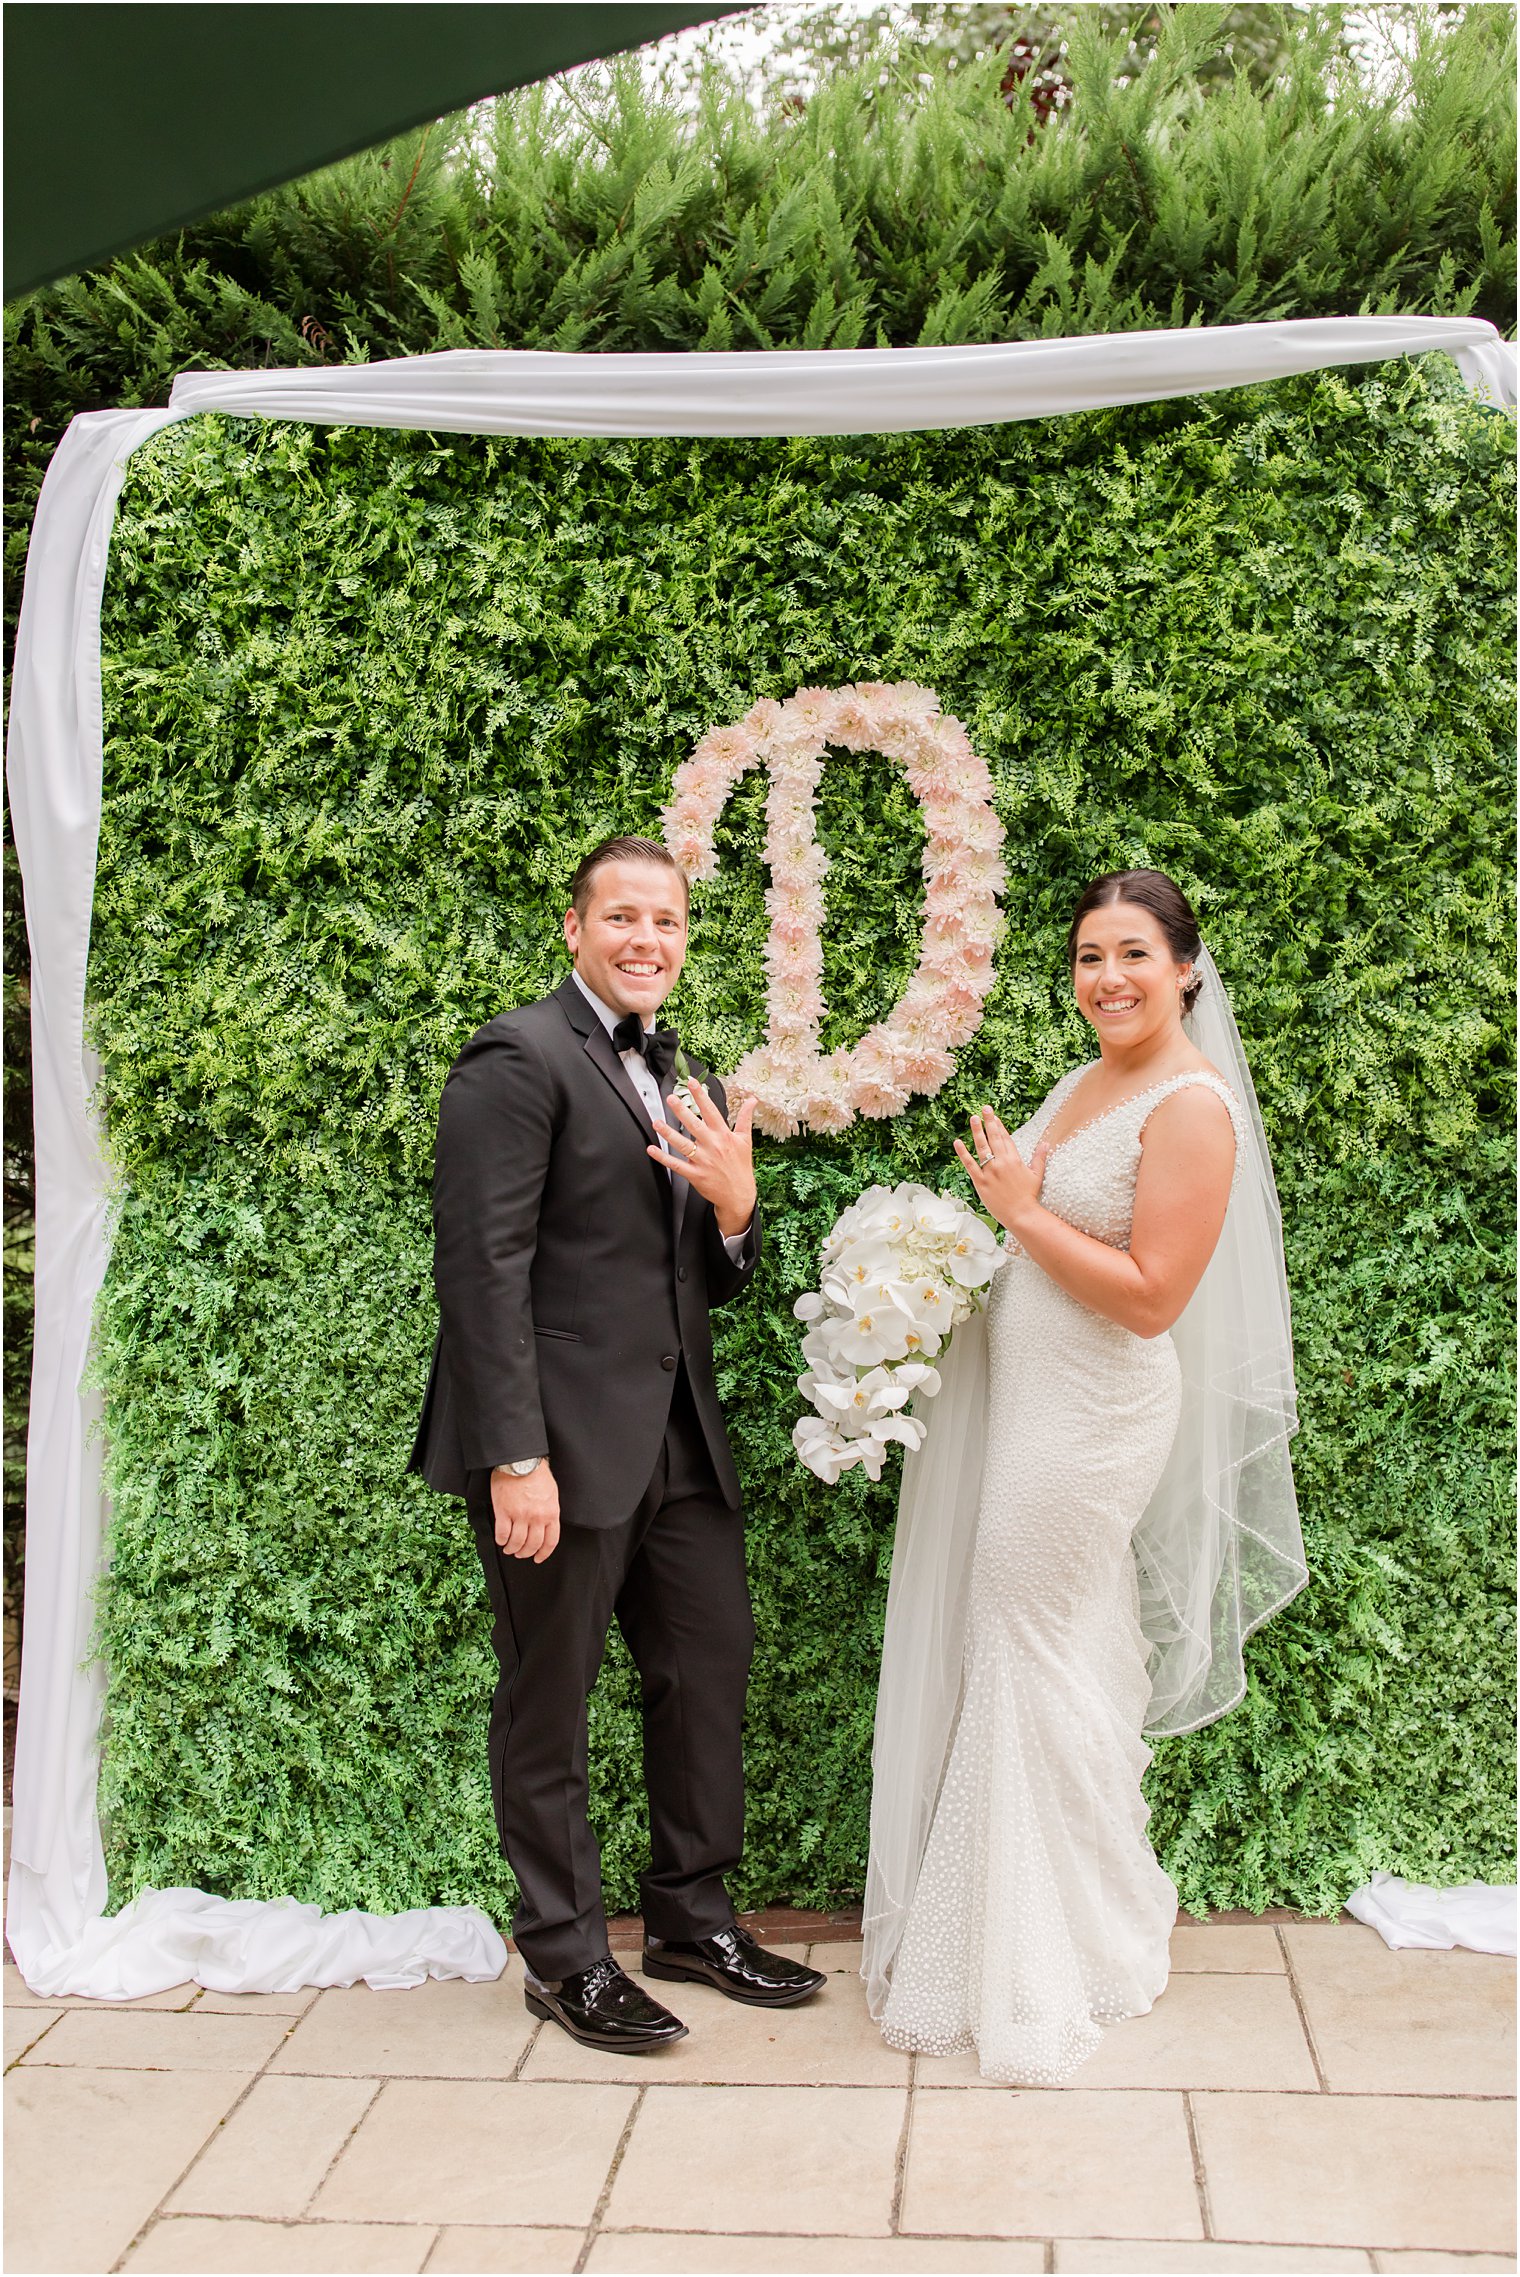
(411, 835, 823, 2049)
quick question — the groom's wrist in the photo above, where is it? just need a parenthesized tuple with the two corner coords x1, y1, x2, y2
(715, 1194, 757, 1241)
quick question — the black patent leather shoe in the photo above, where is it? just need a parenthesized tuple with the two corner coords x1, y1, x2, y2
(642, 1924, 826, 2007)
(524, 1956, 689, 2050)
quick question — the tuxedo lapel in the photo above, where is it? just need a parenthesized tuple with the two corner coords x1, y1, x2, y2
(663, 1072, 690, 1251)
(554, 977, 675, 1213)
(586, 1019, 660, 1143)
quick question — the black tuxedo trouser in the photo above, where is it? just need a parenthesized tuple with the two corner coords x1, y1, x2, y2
(465, 1366, 755, 1980)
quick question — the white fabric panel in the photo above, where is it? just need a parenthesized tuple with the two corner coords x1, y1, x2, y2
(1450, 336, 1519, 409)
(13, 1886, 507, 2002)
(1346, 1872, 1517, 1958)
(7, 408, 180, 1988)
(7, 318, 1513, 1999)
(166, 317, 1515, 435)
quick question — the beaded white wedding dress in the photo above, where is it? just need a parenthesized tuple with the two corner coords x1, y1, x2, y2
(876, 1065, 1248, 2085)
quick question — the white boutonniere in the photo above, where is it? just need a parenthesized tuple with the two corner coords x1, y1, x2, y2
(672, 1044, 734, 1126)
(670, 1044, 700, 1120)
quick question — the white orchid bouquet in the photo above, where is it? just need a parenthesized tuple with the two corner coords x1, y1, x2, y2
(791, 1182, 1006, 1483)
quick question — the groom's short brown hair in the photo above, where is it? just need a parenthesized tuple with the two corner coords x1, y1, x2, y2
(569, 835, 689, 919)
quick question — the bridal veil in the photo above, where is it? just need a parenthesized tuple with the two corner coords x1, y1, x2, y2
(862, 946, 1307, 2017)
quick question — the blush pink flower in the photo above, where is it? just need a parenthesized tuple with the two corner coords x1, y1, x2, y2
(893, 1045, 957, 1090)
(771, 737, 823, 774)
(961, 900, 1002, 940)
(771, 973, 826, 1021)
(918, 808, 961, 843)
(771, 881, 823, 925)
(694, 724, 760, 770)
(879, 681, 939, 719)
(928, 714, 977, 756)
(800, 1089, 855, 1134)
(934, 755, 996, 803)
(768, 726, 826, 769)
(766, 928, 820, 969)
(790, 688, 837, 732)
(751, 1097, 800, 1140)
(831, 699, 875, 748)
(849, 1074, 912, 1120)
(921, 935, 971, 977)
(929, 972, 986, 1014)
(969, 857, 1010, 897)
(665, 789, 712, 828)
(847, 1028, 909, 1082)
(926, 908, 970, 944)
(882, 1001, 946, 1053)
(774, 842, 830, 888)
(743, 697, 786, 739)
(951, 807, 1004, 853)
(766, 911, 816, 947)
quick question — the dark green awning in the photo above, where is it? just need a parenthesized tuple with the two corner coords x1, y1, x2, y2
(5, 2, 748, 298)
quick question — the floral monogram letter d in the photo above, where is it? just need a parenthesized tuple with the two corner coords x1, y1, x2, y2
(662, 683, 1006, 1137)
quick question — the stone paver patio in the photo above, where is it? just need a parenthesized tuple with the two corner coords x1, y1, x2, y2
(4, 1913, 1513, 2276)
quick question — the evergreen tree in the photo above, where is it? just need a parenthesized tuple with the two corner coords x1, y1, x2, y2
(6, 3, 1513, 595)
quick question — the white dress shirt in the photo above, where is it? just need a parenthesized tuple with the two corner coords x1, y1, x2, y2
(572, 970, 751, 1256)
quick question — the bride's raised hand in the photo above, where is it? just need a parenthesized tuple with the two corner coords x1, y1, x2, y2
(953, 1107, 1046, 1236)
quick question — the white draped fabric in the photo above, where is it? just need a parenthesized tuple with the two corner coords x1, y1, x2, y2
(1346, 1873, 1517, 1958)
(7, 317, 1514, 1998)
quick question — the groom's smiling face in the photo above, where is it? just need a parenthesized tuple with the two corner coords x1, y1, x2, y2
(563, 858, 689, 1023)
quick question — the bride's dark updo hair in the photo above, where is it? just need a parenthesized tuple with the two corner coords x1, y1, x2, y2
(1066, 870, 1205, 1014)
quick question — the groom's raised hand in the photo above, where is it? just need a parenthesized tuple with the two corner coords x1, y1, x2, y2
(649, 1080, 758, 1240)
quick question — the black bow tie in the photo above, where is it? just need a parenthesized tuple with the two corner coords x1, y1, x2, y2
(612, 1015, 679, 1087)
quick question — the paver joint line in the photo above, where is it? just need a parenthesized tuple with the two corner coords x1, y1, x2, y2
(5, 2010, 64, 2069)
(101, 1994, 313, 2276)
(1182, 2088, 1215, 2241)
(297, 2071, 387, 2219)
(889, 2053, 917, 2236)
(574, 2081, 648, 2277)
(1276, 1923, 1331, 2092)
(511, 2010, 544, 2082)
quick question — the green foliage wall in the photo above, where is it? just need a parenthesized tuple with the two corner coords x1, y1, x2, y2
(90, 357, 1514, 1921)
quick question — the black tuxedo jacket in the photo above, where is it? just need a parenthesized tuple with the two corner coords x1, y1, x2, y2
(409, 975, 761, 1521)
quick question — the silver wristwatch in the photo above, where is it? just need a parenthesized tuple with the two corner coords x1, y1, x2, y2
(505, 1455, 545, 1477)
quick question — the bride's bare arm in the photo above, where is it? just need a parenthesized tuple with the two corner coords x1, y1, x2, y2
(956, 1088, 1236, 1338)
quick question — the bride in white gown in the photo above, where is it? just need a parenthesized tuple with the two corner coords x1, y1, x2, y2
(863, 871, 1307, 2085)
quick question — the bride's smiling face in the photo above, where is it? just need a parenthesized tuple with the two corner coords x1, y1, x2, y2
(1070, 901, 1192, 1046)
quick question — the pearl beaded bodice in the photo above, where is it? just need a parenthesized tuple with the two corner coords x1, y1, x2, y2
(1015, 1064, 1247, 1254)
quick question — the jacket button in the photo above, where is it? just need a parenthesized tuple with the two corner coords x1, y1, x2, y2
(660, 1353, 677, 1371)
(677, 1267, 688, 1283)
